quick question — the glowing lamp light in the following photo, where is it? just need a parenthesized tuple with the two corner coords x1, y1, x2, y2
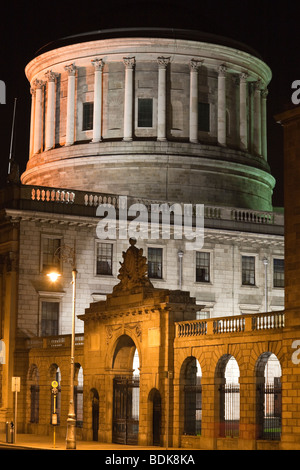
(47, 271, 61, 283)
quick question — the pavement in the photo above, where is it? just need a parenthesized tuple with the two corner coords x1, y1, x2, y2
(0, 432, 164, 451)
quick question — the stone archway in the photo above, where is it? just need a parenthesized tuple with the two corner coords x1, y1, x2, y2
(255, 352, 282, 441)
(148, 388, 162, 446)
(112, 335, 140, 445)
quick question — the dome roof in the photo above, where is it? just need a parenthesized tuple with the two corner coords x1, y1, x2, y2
(36, 27, 263, 60)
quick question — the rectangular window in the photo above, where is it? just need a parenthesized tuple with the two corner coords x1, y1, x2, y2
(148, 247, 163, 279)
(41, 301, 59, 336)
(242, 256, 255, 286)
(198, 102, 210, 132)
(196, 310, 210, 320)
(273, 259, 284, 288)
(41, 236, 61, 272)
(96, 243, 113, 275)
(138, 98, 153, 127)
(196, 252, 210, 283)
(82, 102, 94, 130)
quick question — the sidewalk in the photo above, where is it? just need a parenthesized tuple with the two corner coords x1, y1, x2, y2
(0, 432, 163, 450)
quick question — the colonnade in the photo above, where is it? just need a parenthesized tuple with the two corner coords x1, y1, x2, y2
(29, 57, 268, 159)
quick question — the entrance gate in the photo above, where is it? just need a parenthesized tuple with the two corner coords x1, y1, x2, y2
(112, 376, 140, 445)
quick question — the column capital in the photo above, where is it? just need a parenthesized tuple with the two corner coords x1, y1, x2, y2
(189, 59, 203, 72)
(254, 79, 262, 92)
(32, 79, 45, 89)
(91, 58, 104, 71)
(45, 70, 58, 82)
(157, 56, 170, 69)
(64, 63, 76, 76)
(123, 57, 135, 69)
(218, 64, 227, 76)
(240, 72, 249, 82)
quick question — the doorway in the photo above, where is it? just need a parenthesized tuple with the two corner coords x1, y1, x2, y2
(152, 389, 161, 446)
(112, 375, 140, 445)
(91, 389, 99, 441)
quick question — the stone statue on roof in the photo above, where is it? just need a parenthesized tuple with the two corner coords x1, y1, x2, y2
(112, 238, 153, 294)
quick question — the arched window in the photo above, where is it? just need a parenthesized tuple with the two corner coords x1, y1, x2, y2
(183, 357, 202, 436)
(256, 353, 282, 440)
(75, 365, 83, 428)
(216, 355, 240, 438)
(29, 365, 39, 424)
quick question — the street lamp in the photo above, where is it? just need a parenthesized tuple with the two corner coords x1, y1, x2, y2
(47, 242, 77, 450)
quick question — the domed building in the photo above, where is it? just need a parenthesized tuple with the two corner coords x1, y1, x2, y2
(0, 28, 285, 449)
(23, 28, 274, 210)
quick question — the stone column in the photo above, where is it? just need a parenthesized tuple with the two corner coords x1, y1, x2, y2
(261, 88, 268, 160)
(239, 72, 248, 151)
(33, 79, 45, 155)
(253, 80, 262, 156)
(189, 59, 201, 143)
(29, 87, 35, 159)
(44, 70, 57, 151)
(217, 65, 227, 146)
(64, 63, 76, 146)
(91, 58, 104, 143)
(123, 57, 135, 141)
(157, 57, 170, 141)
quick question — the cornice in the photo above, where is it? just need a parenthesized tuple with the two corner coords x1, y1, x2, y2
(25, 36, 272, 86)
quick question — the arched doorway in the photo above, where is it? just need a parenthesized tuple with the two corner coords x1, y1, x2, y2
(90, 389, 99, 441)
(149, 389, 162, 446)
(112, 335, 140, 445)
(180, 357, 202, 436)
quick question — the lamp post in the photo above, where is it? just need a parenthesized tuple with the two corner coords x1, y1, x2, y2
(47, 243, 77, 450)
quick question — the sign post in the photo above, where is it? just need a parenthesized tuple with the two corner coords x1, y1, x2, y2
(51, 380, 58, 448)
(12, 377, 20, 443)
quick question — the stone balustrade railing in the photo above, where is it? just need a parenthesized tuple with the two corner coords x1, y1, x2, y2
(176, 311, 285, 338)
(17, 184, 283, 227)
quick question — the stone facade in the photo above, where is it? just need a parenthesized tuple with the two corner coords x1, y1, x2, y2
(0, 29, 291, 450)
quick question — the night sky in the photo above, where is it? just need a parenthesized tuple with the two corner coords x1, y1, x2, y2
(1, 0, 300, 207)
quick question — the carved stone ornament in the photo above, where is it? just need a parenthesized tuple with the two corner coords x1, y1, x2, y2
(218, 64, 227, 76)
(91, 58, 104, 71)
(64, 63, 76, 75)
(45, 70, 58, 82)
(190, 59, 203, 71)
(112, 238, 153, 294)
(157, 56, 170, 68)
(123, 57, 135, 69)
(33, 79, 45, 89)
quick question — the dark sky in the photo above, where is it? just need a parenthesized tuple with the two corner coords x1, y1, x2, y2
(1, 0, 299, 207)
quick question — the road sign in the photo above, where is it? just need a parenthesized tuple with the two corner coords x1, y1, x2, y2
(12, 377, 20, 392)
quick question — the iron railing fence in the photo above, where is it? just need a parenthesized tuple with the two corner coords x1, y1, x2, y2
(219, 383, 240, 438)
(257, 382, 282, 441)
(184, 384, 202, 436)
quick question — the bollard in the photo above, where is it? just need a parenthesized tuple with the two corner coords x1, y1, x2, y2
(5, 422, 9, 443)
(9, 421, 14, 443)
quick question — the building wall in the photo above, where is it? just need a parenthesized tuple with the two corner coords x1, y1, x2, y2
(14, 212, 284, 338)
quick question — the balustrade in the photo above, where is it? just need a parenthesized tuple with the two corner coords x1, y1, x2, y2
(176, 311, 285, 338)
